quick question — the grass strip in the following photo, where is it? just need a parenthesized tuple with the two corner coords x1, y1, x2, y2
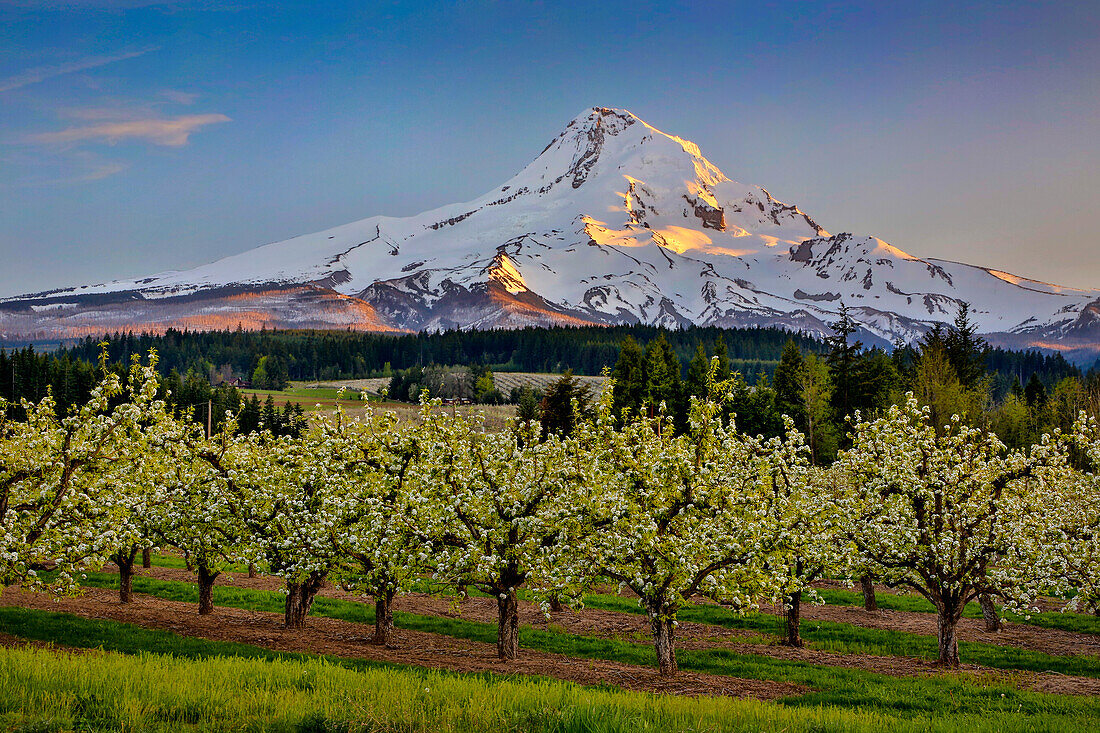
(1, 606, 1098, 732)
(32, 571, 1100, 721)
(0, 630, 912, 733)
(813, 588, 1100, 636)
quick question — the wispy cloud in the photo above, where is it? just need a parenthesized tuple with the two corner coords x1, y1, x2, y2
(159, 89, 199, 105)
(58, 153, 129, 183)
(29, 113, 231, 146)
(0, 149, 129, 188)
(0, 47, 157, 93)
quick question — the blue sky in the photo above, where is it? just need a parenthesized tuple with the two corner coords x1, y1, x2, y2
(1, 0, 1098, 296)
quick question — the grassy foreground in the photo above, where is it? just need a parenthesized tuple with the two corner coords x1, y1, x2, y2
(0, 639, 1086, 733)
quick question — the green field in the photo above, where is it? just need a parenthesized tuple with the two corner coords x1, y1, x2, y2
(2, 564, 1099, 732)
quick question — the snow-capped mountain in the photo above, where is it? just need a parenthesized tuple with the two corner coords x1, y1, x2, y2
(4, 107, 1099, 358)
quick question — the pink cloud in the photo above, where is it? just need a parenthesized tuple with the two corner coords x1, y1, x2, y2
(0, 47, 157, 93)
(29, 113, 231, 146)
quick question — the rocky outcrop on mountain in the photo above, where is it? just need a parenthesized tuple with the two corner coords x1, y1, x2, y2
(3, 107, 1097, 359)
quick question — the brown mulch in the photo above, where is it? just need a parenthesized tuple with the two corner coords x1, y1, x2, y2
(0, 584, 802, 701)
(9, 564, 1100, 696)
(797, 580, 1100, 660)
(138, 565, 1100, 660)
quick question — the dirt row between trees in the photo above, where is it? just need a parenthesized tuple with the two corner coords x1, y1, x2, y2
(140, 565, 1100, 661)
(9, 565, 1093, 696)
(0, 585, 801, 700)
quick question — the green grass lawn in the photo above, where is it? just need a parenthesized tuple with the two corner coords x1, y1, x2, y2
(1, 632, 852, 733)
(812, 587, 1100, 636)
(0, 604, 1096, 732)
(19, 571, 1099, 721)
(111, 567, 1100, 678)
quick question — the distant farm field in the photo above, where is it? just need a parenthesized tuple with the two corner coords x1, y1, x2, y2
(238, 373, 605, 427)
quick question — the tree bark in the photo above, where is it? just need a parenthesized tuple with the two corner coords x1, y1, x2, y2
(284, 572, 326, 628)
(651, 612, 678, 677)
(248, 563, 257, 579)
(860, 574, 878, 611)
(197, 564, 218, 615)
(782, 590, 803, 647)
(141, 548, 152, 569)
(979, 593, 1002, 632)
(496, 589, 520, 660)
(549, 594, 565, 613)
(936, 604, 963, 667)
(372, 589, 395, 646)
(115, 547, 138, 604)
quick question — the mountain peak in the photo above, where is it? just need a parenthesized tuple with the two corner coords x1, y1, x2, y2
(4, 108, 1098, 360)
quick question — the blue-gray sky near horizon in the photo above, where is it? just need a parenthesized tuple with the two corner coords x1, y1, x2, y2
(1, 0, 1098, 297)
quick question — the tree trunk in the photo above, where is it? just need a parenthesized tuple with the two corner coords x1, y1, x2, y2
(549, 594, 565, 613)
(860, 574, 878, 612)
(197, 564, 218, 615)
(496, 589, 520, 660)
(141, 548, 152, 569)
(248, 563, 257, 579)
(782, 590, 803, 647)
(979, 593, 1002, 632)
(651, 613, 678, 677)
(936, 605, 963, 667)
(372, 589, 395, 646)
(116, 547, 137, 604)
(284, 572, 326, 628)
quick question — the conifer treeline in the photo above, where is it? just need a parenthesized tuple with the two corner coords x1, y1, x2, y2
(0, 348, 304, 438)
(0, 321, 1088, 430)
(588, 305, 1099, 459)
(52, 325, 824, 381)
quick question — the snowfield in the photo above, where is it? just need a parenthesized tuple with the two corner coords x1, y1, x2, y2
(4, 107, 1099, 355)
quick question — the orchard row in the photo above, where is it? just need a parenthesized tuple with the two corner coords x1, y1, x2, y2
(3, 352, 1099, 676)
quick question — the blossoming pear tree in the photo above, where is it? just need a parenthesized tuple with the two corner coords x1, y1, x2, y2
(1027, 415, 1100, 615)
(160, 416, 251, 615)
(760, 435, 848, 647)
(0, 350, 163, 593)
(570, 365, 781, 677)
(103, 387, 185, 603)
(330, 402, 435, 646)
(422, 405, 586, 661)
(835, 395, 1072, 666)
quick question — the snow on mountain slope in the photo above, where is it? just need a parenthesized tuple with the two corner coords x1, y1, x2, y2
(3, 107, 1098, 356)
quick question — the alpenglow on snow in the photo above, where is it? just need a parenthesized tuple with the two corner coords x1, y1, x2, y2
(3, 107, 1099, 357)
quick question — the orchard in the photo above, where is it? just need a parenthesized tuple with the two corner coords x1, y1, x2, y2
(2, 353, 1098, 676)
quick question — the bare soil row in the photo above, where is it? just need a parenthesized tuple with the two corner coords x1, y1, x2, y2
(3, 566, 1099, 698)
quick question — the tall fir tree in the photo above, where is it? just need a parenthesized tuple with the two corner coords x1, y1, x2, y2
(944, 302, 989, 391)
(713, 334, 732, 381)
(773, 339, 806, 427)
(610, 336, 647, 421)
(684, 343, 710, 401)
(825, 304, 863, 422)
(644, 334, 683, 420)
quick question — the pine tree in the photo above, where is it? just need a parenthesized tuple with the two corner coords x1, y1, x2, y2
(538, 371, 592, 437)
(515, 385, 540, 423)
(644, 334, 683, 419)
(1024, 373, 1047, 408)
(713, 334, 732, 381)
(611, 337, 646, 421)
(825, 305, 863, 421)
(773, 340, 806, 427)
(944, 302, 989, 390)
(684, 343, 710, 401)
